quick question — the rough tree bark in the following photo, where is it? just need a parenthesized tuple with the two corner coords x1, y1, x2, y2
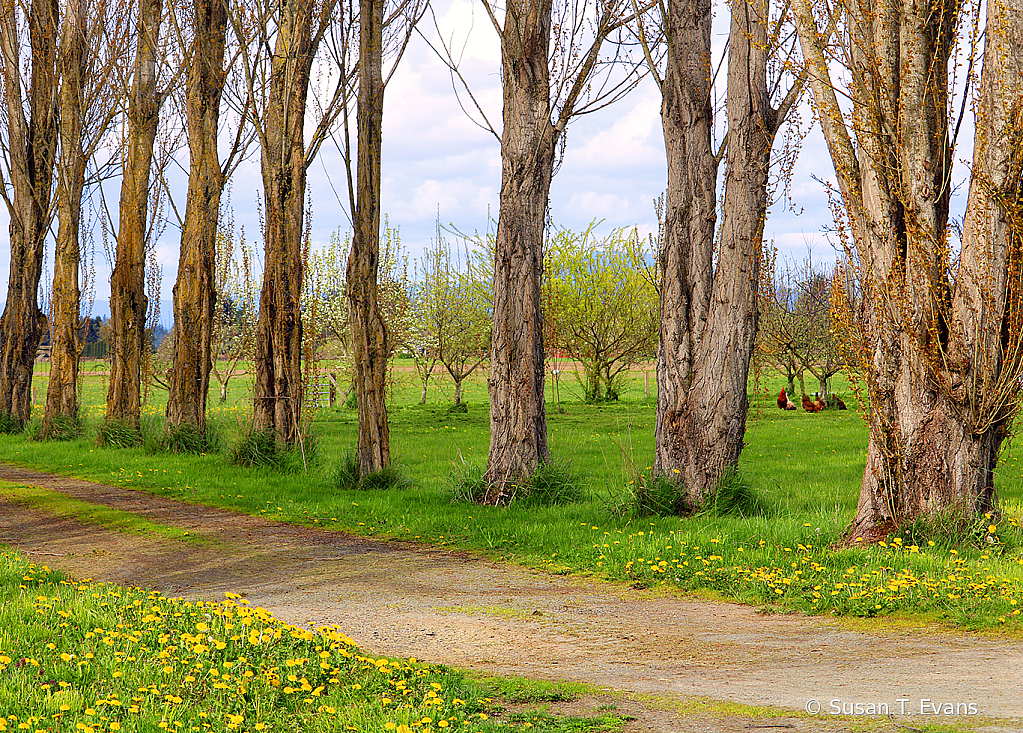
(654, 0, 790, 509)
(483, 0, 555, 502)
(166, 0, 228, 436)
(251, 0, 317, 444)
(792, 0, 1022, 539)
(0, 0, 59, 427)
(42, 0, 88, 435)
(107, 0, 164, 427)
(346, 0, 390, 475)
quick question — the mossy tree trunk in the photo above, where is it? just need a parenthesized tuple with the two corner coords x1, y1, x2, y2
(655, 0, 793, 510)
(483, 0, 554, 503)
(793, 0, 1023, 540)
(251, 0, 317, 444)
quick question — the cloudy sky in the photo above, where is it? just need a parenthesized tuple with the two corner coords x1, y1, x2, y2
(0, 1, 943, 325)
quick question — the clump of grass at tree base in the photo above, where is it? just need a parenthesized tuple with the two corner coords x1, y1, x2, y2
(334, 449, 412, 491)
(230, 427, 317, 472)
(0, 411, 24, 435)
(898, 503, 1021, 554)
(450, 458, 584, 507)
(3, 369, 1023, 630)
(159, 420, 223, 455)
(614, 467, 765, 519)
(27, 413, 83, 442)
(0, 551, 624, 733)
(95, 418, 144, 449)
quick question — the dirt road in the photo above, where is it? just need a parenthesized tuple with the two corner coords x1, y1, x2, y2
(0, 464, 1019, 733)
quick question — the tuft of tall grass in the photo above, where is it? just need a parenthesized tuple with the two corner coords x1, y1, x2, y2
(230, 427, 317, 472)
(0, 411, 23, 435)
(159, 420, 223, 455)
(334, 450, 412, 491)
(96, 418, 143, 448)
(32, 413, 84, 442)
(450, 458, 584, 507)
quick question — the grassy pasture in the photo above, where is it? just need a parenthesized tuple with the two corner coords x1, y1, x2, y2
(3, 363, 1023, 632)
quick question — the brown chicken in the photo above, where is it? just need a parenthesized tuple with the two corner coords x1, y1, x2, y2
(834, 396, 847, 410)
(777, 389, 789, 410)
(814, 393, 826, 411)
(802, 393, 818, 412)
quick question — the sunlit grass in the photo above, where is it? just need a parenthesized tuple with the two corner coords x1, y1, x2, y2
(0, 551, 623, 732)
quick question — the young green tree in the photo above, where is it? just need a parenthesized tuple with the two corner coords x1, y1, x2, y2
(210, 229, 259, 404)
(544, 227, 657, 403)
(410, 231, 491, 407)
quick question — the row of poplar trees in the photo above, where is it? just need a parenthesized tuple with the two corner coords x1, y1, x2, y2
(2, 0, 1021, 541)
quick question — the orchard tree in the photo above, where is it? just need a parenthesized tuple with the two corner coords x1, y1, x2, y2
(544, 226, 657, 403)
(410, 230, 491, 407)
(757, 253, 848, 401)
(793, 0, 1023, 539)
(210, 229, 258, 404)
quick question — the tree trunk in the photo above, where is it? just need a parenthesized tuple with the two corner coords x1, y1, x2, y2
(0, 0, 59, 428)
(792, 0, 1019, 540)
(166, 0, 228, 436)
(655, 0, 773, 509)
(347, 0, 390, 475)
(108, 0, 163, 427)
(252, 0, 316, 445)
(484, 0, 554, 502)
(42, 0, 88, 435)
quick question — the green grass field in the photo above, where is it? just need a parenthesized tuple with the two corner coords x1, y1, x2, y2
(4, 361, 1023, 635)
